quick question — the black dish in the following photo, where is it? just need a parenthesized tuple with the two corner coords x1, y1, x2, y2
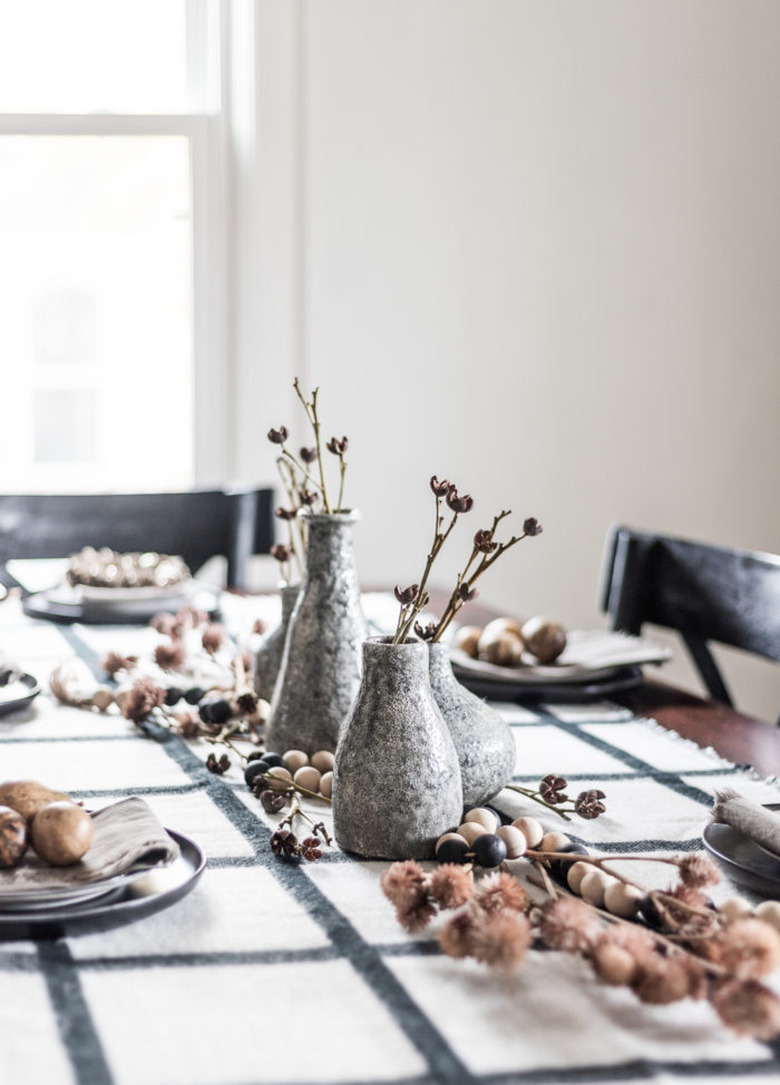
(452, 663, 643, 703)
(702, 803, 780, 898)
(0, 672, 42, 718)
(22, 583, 220, 625)
(0, 829, 206, 939)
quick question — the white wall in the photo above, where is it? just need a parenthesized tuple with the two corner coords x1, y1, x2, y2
(241, 0, 780, 721)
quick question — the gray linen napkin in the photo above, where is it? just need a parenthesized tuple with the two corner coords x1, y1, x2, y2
(711, 789, 780, 857)
(0, 796, 180, 891)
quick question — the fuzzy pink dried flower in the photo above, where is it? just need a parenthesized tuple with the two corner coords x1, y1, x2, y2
(201, 623, 226, 654)
(121, 678, 167, 723)
(712, 918, 780, 979)
(381, 861, 429, 910)
(475, 871, 529, 915)
(711, 978, 780, 1041)
(150, 613, 182, 637)
(590, 941, 639, 987)
(438, 909, 480, 959)
(677, 853, 720, 889)
(631, 955, 695, 1006)
(154, 641, 187, 671)
(468, 911, 532, 969)
(429, 864, 474, 909)
(538, 896, 600, 953)
(101, 651, 138, 677)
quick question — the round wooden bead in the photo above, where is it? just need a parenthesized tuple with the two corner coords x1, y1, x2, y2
(511, 816, 544, 848)
(318, 771, 333, 798)
(579, 870, 613, 907)
(293, 766, 322, 792)
(310, 750, 335, 774)
(539, 831, 570, 853)
(566, 860, 591, 894)
(496, 824, 527, 859)
(464, 807, 499, 832)
(457, 822, 487, 846)
(283, 750, 309, 773)
(755, 900, 780, 931)
(265, 766, 292, 792)
(603, 881, 643, 918)
(718, 897, 754, 922)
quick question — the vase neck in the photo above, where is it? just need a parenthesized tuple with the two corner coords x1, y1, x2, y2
(361, 638, 430, 685)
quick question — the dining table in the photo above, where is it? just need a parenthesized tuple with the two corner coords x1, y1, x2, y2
(1, 586, 779, 1085)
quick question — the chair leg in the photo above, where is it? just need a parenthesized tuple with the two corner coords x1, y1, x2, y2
(683, 634, 733, 707)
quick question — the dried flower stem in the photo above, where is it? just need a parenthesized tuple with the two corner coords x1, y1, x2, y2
(393, 491, 460, 644)
(503, 784, 574, 820)
(275, 456, 306, 579)
(294, 378, 332, 513)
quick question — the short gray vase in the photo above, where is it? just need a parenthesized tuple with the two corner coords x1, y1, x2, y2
(333, 637, 463, 860)
(265, 511, 367, 754)
(253, 583, 301, 703)
(428, 641, 516, 805)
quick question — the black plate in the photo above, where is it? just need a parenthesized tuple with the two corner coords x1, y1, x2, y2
(452, 663, 643, 703)
(0, 828, 206, 939)
(22, 584, 220, 625)
(702, 804, 780, 899)
(0, 672, 42, 718)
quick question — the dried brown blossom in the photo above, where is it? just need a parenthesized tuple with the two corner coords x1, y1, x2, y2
(300, 836, 323, 861)
(299, 489, 318, 506)
(457, 583, 478, 602)
(121, 678, 167, 723)
(267, 426, 288, 444)
(539, 774, 569, 805)
(154, 641, 187, 671)
(711, 978, 780, 1041)
(394, 584, 420, 605)
(274, 506, 298, 521)
(711, 918, 780, 979)
(326, 436, 348, 455)
(446, 488, 474, 514)
(631, 954, 700, 1006)
(538, 896, 600, 953)
(270, 544, 292, 563)
(150, 613, 182, 636)
(438, 909, 480, 959)
(101, 651, 138, 677)
(259, 789, 287, 813)
(206, 752, 231, 775)
(429, 864, 474, 909)
(523, 517, 542, 536)
(236, 691, 259, 715)
(468, 912, 532, 969)
(677, 854, 720, 890)
(252, 618, 268, 636)
(473, 529, 498, 554)
(429, 475, 451, 497)
(171, 712, 204, 738)
(574, 789, 607, 819)
(270, 828, 298, 856)
(380, 861, 435, 933)
(476, 871, 529, 915)
(201, 623, 226, 654)
(413, 621, 437, 641)
(299, 446, 317, 463)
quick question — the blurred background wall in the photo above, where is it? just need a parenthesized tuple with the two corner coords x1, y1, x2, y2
(234, 0, 780, 720)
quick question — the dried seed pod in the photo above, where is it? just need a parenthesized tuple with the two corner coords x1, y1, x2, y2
(521, 617, 567, 664)
(452, 625, 482, 659)
(30, 802, 94, 866)
(0, 805, 27, 868)
(478, 620, 525, 667)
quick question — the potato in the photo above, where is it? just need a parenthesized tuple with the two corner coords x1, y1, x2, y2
(30, 801, 94, 866)
(0, 805, 27, 868)
(0, 780, 74, 823)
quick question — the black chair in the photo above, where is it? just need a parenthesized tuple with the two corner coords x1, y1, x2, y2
(601, 525, 780, 716)
(0, 487, 275, 593)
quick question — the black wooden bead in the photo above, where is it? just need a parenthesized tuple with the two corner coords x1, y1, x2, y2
(261, 752, 285, 768)
(549, 841, 590, 885)
(244, 759, 270, 786)
(471, 833, 507, 868)
(165, 687, 184, 706)
(436, 836, 470, 864)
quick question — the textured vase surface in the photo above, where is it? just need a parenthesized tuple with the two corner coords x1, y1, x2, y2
(253, 583, 301, 704)
(333, 638, 463, 860)
(265, 511, 367, 754)
(428, 642, 516, 805)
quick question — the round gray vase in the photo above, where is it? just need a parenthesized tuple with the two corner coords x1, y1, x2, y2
(265, 511, 367, 754)
(333, 637, 463, 860)
(253, 583, 301, 703)
(428, 641, 516, 805)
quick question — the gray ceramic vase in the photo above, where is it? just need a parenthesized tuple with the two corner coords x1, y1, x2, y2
(333, 637, 463, 860)
(265, 511, 367, 754)
(428, 642, 516, 805)
(253, 583, 301, 703)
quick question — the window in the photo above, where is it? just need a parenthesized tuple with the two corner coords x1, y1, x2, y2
(0, 0, 225, 492)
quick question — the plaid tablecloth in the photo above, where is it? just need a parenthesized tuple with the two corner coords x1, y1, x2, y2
(1, 594, 779, 1085)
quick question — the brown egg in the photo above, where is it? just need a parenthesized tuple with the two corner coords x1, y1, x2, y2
(0, 805, 27, 868)
(0, 780, 73, 823)
(521, 617, 567, 664)
(30, 802, 94, 866)
(451, 625, 482, 659)
(478, 619, 525, 667)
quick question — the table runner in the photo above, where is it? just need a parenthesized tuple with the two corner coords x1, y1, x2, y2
(1, 595, 779, 1085)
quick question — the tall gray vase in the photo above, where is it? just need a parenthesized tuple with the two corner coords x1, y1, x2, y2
(333, 637, 463, 860)
(265, 511, 367, 754)
(253, 584, 301, 703)
(428, 642, 516, 805)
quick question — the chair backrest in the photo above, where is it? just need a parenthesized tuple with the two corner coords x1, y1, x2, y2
(601, 525, 780, 709)
(0, 487, 275, 592)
